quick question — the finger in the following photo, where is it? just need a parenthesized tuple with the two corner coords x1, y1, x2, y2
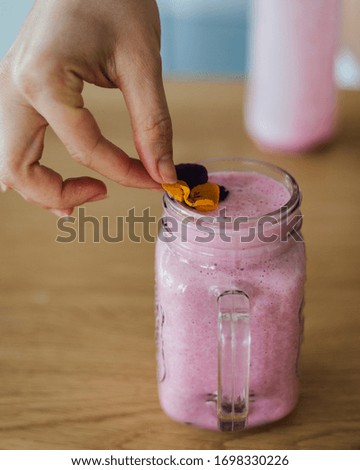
(0, 182, 9, 192)
(17, 163, 108, 211)
(116, 50, 177, 185)
(31, 75, 161, 190)
(51, 209, 74, 218)
(0, 94, 108, 210)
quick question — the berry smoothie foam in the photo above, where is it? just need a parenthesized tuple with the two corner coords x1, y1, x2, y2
(155, 168, 306, 431)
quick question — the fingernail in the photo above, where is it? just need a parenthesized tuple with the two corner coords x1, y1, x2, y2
(51, 209, 73, 218)
(87, 193, 108, 203)
(158, 155, 177, 184)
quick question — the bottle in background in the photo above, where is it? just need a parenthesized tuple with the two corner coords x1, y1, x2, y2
(245, 0, 342, 153)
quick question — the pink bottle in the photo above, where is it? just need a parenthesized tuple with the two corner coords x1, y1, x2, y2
(245, 0, 341, 152)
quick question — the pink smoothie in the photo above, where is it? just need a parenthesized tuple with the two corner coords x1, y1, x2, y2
(245, 0, 340, 152)
(207, 171, 291, 217)
(155, 171, 305, 430)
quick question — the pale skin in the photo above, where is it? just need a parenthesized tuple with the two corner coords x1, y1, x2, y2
(0, 0, 177, 217)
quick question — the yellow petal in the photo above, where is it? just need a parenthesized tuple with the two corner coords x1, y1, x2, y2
(185, 183, 220, 212)
(162, 180, 190, 202)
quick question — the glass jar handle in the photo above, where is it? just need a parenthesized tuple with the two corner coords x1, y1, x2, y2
(217, 290, 251, 431)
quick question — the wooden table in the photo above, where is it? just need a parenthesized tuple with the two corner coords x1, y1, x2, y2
(0, 82, 359, 450)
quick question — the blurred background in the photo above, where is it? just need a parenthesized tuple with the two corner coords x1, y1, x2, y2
(1, 0, 359, 88)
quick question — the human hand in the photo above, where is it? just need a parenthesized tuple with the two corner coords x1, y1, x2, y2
(0, 0, 176, 216)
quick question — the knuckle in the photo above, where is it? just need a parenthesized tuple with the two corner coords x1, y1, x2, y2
(69, 149, 87, 165)
(143, 56, 163, 85)
(69, 135, 101, 169)
(70, 150, 92, 169)
(0, 174, 13, 188)
(12, 54, 61, 100)
(0, 59, 11, 85)
(141, 113, 173, 143)
(16, 74, 39, 101)
(0, 162, 18, 188)
(13, 61, 41, 99)
(120, 46, 162, 88)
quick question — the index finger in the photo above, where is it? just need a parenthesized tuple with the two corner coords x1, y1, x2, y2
(29, 72, 161, 190)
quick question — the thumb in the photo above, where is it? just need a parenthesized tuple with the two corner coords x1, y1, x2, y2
(118, 54, 177, 185)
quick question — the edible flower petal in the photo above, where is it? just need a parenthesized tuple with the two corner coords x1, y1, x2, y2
(185, 183, 220, 212)
(219, 185, 229, 202)
(162, 180, 190, 202)
(175, 163, 208, 189)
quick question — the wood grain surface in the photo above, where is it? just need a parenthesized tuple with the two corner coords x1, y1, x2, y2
(0, 82, 359, 450)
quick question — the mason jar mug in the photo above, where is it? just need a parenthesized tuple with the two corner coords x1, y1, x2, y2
(155, 157, 306, 431)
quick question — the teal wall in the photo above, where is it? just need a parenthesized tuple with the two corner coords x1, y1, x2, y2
(0, 0, 33, 59)
(0, 0, 250, 77)
(158, 0, 249, 77)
